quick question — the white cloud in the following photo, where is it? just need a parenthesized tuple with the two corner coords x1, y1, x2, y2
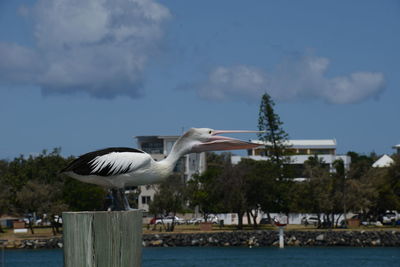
(198, 65, 267, 102)
(196, 54, 386, 104)
(0, 0, 170, 98)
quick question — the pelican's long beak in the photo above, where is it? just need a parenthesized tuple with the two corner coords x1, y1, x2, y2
(191, 130, 263, 153)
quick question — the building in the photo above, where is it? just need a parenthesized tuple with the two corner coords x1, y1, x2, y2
(372, 154, 394, 168)
(231, 139, 351, 179)
(135, 135, 207, 211)
(393, 144, 400, 155)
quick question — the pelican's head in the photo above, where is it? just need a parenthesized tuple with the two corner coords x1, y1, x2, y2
(183, 128, 262, 153)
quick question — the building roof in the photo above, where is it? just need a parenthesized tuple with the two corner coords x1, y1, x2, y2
(372, 154, 394, 168)
(393, 144, 400, 148)
(135, 135, 180, 140)
(251, 139, 336, 149)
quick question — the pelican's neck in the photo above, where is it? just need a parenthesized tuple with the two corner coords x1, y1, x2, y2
(159, 135, 191, 169)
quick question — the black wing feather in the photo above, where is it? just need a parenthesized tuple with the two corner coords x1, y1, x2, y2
(61, 147, 144, 176)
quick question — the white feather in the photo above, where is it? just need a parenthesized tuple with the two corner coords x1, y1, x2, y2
(89, 152, 150, 175)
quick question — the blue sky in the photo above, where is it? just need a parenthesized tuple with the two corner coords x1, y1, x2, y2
(0, 0, 399, 159)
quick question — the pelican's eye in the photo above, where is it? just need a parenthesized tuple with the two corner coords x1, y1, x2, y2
(209, 130, 212, 134)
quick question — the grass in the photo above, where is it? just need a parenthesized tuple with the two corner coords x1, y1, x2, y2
(142, 223, 399, 234)
(0, 227, 62, 241)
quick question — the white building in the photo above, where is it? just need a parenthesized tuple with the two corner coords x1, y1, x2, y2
(372, 154, 394, 168)
(135, 135, 207, 211)
(393, 144, 400, 155)
(231, 139, 351, 179)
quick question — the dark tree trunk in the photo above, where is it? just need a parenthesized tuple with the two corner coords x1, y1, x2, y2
(267, 213, 272, 224)
(237, 212, 244, 230)
(250, 210, 258, 229)
(246, 211, 251, 227)
(28, 219, 34, 234)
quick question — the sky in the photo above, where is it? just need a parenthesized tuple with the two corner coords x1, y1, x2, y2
(0, 0, 399, 160)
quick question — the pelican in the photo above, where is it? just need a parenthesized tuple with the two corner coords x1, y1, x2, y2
(61, 128, 261, 210)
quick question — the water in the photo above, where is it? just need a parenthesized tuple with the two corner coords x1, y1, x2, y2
(2, 247, 400, 267)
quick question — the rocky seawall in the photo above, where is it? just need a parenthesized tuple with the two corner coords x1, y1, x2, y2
(2, 230, 400, 249)
(143, 230, 400, 247)
(2, 238, 63, 249)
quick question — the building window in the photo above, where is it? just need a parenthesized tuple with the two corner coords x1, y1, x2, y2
(166, 141, 175, 154)
(298, 149, 308, 154)
(173, 157, 185, 172)
(141, 196, 151, 205)
(141, 140, 163, 154)
(309, 149, 334, 155)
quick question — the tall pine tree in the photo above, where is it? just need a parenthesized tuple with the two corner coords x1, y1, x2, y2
(257, 93, 289, 166)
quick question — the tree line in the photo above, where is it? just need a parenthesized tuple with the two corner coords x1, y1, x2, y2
(0, 93, 399, 232)
(149, 93, 400, 230)
(0, 148, 107, 233)
(0, 147, 398, 232)
(148, 151, 400, 230)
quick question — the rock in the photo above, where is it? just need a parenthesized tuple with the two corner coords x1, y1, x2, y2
(150, 239, 163, 246)
(57, 242, 63, 248)
(316, 234, 324, 241)
(13, 240, 22, 248)
(5, 241, 14, 249)
(371, 239, 381, 246)
(306, 238, 314, 245)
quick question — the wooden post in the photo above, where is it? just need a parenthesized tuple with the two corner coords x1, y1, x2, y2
(63, 210, 142, 267)
(278, 226, 284, 248)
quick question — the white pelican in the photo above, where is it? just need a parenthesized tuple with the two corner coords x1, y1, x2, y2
(62, 128, 261, 210)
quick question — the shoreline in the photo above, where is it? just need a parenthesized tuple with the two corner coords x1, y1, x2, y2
(1, 230, 400, 249)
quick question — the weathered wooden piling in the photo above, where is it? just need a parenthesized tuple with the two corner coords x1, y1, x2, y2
(63, 210, 142, 267)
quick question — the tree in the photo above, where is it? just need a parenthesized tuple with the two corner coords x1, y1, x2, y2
(149, 174, 187, 231)
(216, 162, 248, 229)
(257, 92, 289, 166)
(186, 169, 223, 222)
(62, 178, 107, 211)
(256, 93, 295, 221)
(237, 158, 287, 227)
(346, 151, 374, 180)
(0, 173, 13, 233)
(365, 157, 400, 216)
(16, 180, 68, 235)
(298, 156, 334, 227)
(186, 152, 230, 222)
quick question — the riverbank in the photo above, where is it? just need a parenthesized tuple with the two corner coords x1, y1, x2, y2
(2, 229, 400, 249)
(142, 230, 400, 247)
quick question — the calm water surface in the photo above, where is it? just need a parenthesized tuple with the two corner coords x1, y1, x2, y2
(2, 247, 399, 267)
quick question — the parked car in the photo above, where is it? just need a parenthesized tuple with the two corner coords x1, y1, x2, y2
(259, 217, 272, 225)
(301, 216, 323, 226)
(23, 217, 44, 226)
(151, 216, 184, 225)
(149, 217, 161, 225)
(382, 210, 400, 225)
(53, 215, 63, 225)
(188, 214, 219, 224)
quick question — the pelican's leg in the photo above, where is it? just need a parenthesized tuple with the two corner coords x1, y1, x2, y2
(110, 188, 125, 211)
(119, 188, 131, 210)
(121, 189, 132, 211)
